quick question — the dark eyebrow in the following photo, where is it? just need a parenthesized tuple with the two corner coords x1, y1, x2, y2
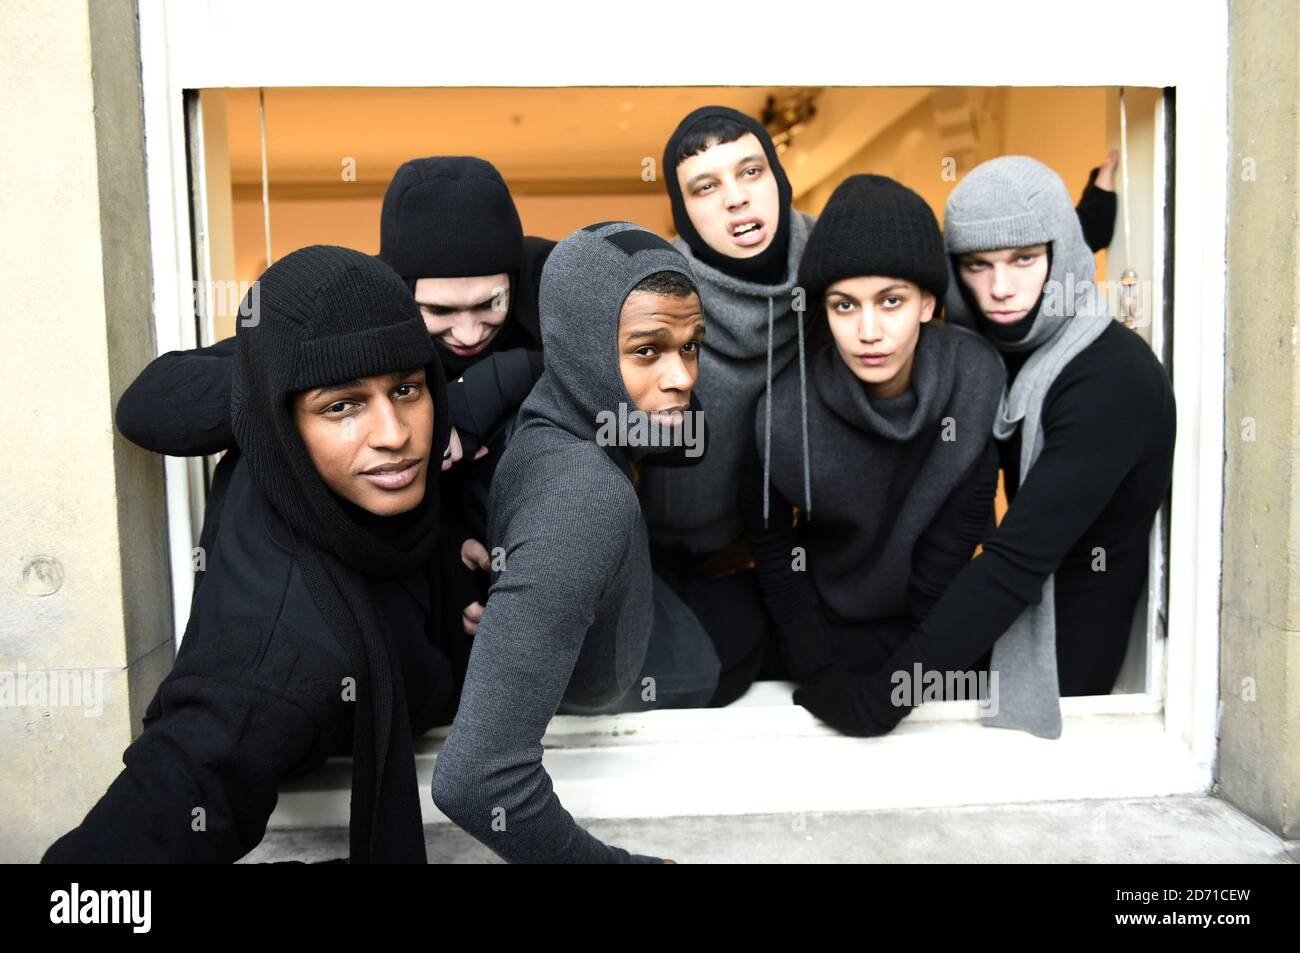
(625, 327, 668, 343)
(683, 153, 766, 191)
(310, 369, 422, 400)
(417, 294, 499, 312)
(961, 246, 1042, 262)
(624, 321, 705, 343)
(312, 379, 364, 400)
(683, 170, 716, 191)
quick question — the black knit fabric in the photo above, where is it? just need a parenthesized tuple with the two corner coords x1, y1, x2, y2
(797, 174, 949, 310)
(663, 105, 793, 285)
(231, 245, 451, 863)
(379, 156, 523, 282)
(379, 156, 542, 378)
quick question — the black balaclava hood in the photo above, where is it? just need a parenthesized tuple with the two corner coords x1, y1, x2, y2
(523, 221, 707, 471)
(232, 245, 450, 864)
(378, 155, 536, 379)
(663, 105, 794, 286)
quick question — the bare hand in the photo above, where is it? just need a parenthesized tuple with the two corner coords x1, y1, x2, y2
(462, 601, 484, 636)
(1094, 149, 1119, 191)
(442, 428, 465, 472)
(460, 538, 491, 573)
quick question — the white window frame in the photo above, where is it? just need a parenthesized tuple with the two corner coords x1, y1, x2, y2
(136, 0, 1226, 826)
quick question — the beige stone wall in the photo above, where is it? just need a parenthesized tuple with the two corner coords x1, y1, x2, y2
(1219, 0, 1300, 838)
(0, 0, 172, 862)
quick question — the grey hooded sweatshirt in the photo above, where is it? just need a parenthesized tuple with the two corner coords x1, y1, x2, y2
(638, 210, 817, 554)
(430, 222, 701, 864)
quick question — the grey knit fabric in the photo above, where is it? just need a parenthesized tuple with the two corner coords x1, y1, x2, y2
(429, 222, 697, 864)
(944, 155, 1115, 739)
(639, 210, 817, 553)
(758, 320, 1004, 625)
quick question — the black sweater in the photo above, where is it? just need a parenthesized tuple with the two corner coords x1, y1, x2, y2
(42, 457, 457, 863)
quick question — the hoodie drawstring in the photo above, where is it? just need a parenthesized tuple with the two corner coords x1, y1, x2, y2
(796, 304, 811, 522)
(763, 296, 774, 527)
(762, 294, 814, 527)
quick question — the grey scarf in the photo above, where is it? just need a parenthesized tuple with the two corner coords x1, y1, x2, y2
(944, 155, 1115, 739)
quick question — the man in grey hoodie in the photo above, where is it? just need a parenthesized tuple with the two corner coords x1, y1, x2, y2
(639, 106, 818, 705)
(430, 222, 716, 863)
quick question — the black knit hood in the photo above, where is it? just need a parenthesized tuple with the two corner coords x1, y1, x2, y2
(378, 155, 539, 377)
(231, 245, 450, 574)
(663, 105, 794, 286)
(231, 244, 449, 863)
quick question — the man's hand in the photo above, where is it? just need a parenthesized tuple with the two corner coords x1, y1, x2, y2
(460, 538, 491, 573)
(1094, 149, 1119, 191)
(459, 539, 492, 635)
(443, 427, 465, 472)
(462, 601, 484, 636)
(443, 427, 489, 471)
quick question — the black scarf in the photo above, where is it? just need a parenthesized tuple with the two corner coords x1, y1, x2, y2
(663, 105, 793, 286)
(231, 245, 451, 864)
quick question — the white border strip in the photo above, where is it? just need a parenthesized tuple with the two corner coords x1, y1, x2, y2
(139, 0, 202, 645)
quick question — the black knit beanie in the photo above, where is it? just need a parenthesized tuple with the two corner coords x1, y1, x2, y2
(231, 244, 450, 863)
(663, 105, 793, 285)
(379, 156, 533, 379)
(798, 174, 948, 312)
(379, 156, 523, 280)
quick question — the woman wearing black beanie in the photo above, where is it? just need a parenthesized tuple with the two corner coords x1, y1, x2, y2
(735, 175, 1007, 720)
(44, 246, 455, 863)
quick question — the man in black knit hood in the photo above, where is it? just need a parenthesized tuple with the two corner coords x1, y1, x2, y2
(45, 246, 454, 862)
(115, 155, 556, 676)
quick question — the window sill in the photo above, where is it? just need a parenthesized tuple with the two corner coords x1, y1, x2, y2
(269, 682, 1210, 830)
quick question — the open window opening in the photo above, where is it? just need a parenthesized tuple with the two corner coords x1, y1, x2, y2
(166, 84, 1202, 826)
